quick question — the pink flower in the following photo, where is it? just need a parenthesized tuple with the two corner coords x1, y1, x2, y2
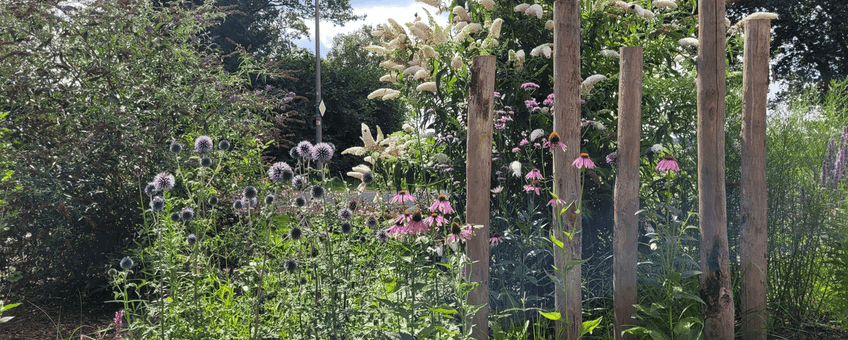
(543, 93, 555, 105)
(572, 153, 595, 169)
(519, 139, 529, 146)
(494, 91, 501, 98)
(391, 190, 416, 204)
(606, 152, 617, 164)
(523, 184, 542, 195)
(521, 82, 540, 91)
(489, 233, 503, 246)
(544, 132, 567, 152)
(424, 213, 448, 227)
(408, 210, 429, 234)
(429, 194, 455, 214)
(387, 221, 412, 235)
(395, 212, 412, 225)
(447, 223, 473, 244)
(656, 154, 680, 172)
(525, 168, 543, 180)
(547, 197, 567, 208)
(512, 147, 521, 153)
(525, 99, 539, 109)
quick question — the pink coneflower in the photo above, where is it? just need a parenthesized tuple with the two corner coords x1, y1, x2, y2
(606, 152, 618, 164)
(572, 153, 595, 169)
(395, 212, 413, 225)
(521, 82, 540, 91)
(547, 197, 567, 208)
(544, 132, 567, 152)
(408, 210, 429, 234)
(489, 232, 503, 246)
(424, 213, 448, 227)
(391, 190, 416, 204)
(429, 194, 455, 214)
(447, 223, 473, 244)
(523, 183, 542, 195)
(387, 220, 411, 235)
(656, 154, 680, 172)
(525, 168, 543, 180)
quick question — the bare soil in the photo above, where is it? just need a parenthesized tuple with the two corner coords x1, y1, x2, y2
(1, 289, 117, 340)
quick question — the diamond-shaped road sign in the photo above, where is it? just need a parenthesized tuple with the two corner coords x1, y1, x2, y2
(319, 100, 326, 116)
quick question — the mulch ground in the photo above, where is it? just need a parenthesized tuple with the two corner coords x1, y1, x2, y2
(1, 289, 117, 340)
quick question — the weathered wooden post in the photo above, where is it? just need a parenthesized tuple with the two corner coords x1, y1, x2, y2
(740, 18, 771, 340)
(697, 0, 735, 338)
(613, 46, 642, 340)
(553, 0, 582, 338)
(465, 55, 495, 340)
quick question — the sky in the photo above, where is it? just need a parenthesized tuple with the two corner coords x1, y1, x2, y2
(292, 0, 448, 57)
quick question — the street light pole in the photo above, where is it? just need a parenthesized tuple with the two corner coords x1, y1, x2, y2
(314, 0, 322, 145)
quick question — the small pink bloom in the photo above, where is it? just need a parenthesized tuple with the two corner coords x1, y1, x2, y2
(543, 93, 555, 105)
(512, 147, 521, 153)
(447, 223, 473, 244)
(520, 82, 540, 91)
(656, 154, 680, 172)
(494, 91, 501, 98)
(424, 213, 448, 227)
(395, 212, 412, 224)
(519, 139, 529, 146)
(523, 184, 542, 195)
(525, 168, 543, 180)
(525, 99, 539, 109)
(572, 153, 595, 169)
(547, 198, 567, 208)
(429, 194, 455, 214)
(408, 210, 429, 234)
(606, 152, 617, 164)
(489, 235, 503, 246)
(391, 190, 416, 204)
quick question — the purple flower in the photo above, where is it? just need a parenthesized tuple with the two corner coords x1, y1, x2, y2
(446, 223, 473, 244)
(391, 190, 416, 204)
(572, 153, 595, 169)
(606, 152, 618, 165)
(543, 93, 555, 105)
(150, 196, 165, 211)
(525, 168, 543, 180)
(512, 147, 521, 153)
(153, 172, 175, 191)
(312, 142, 334, 162)
(493, 91, 501, 98)
(429, 194, 455, 214)
(194, 136, 213, 153)
(295, 141, 314, 160)
(338, 208, 353, 220)
(424, 213, 447, 227)
(268, 162, 294, 183)
(523, 183, 542, 195)
(525, 99, 539, 109)
(656, 154, 680, 172)
(521, 82, 540, 91)
(544, 132, 567, 152)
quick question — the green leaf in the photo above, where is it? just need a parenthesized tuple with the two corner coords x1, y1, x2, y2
(550, 233, 564, 248)
(539, 311, 561, 321)
(429, 306, 458, 315)
(580, 316, 602, 336)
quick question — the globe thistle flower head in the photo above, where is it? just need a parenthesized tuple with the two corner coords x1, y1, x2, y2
(362, 171, 374, 185)
(218, 139, 231, 151)
(289, 147, 301, 159)
(207, 195, 218, 206)
(292, 175, 307, 190)
(243, 185, 258, 199)
(199, 155, 213, 167)
(310, 185, 325, 200)
(233, 199, 244, 210)
(285, 259, 298, 272)
(187, 233, 197, 247)
(144, 182, 159, 196)
(295, 141, 314, 160)
(376, 229, 389, 242)
(294, 194, 307, 207)
(194, 135, 214, 153)
(268, 162, 294, 183)
(120, 256, 134, 270)
(366, 215, 379, 229)
(338, 208, 353, 220)
(264, 194, 275, 205)
(169, 141, 183, 154)
(150, 196, 165, 211)
(347, 200, 358, 211)
(170, 211, 181, 222)
(180, 207, 195, 221)
(289, 226, 302, 240)
(656, 154, 680, 172)
(341, 222, 353, 234)
(312, 142, 334, 162)
(153, 172, 175, 191)
(571, 153, 595, 169)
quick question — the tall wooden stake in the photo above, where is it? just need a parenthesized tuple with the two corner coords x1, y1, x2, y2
(553, 0, 582, 338)
(697, 0, 734, 338)
(740, 19, 770, 340)
(465, 55, 495, 340)
(613, 46, 642, 340)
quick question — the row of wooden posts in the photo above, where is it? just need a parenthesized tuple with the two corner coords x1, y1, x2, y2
(462, 0, 770, 339)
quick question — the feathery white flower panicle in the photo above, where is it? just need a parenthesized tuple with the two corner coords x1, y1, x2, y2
(403, 65, 424, 76)
(379, 74, 399, 83)
(678, 37, 699, 48)
(431, 25, 448, 44)
(420, 45, 437, 58)
(488, 18, 504, 39)
(673, 54, 685, 63)
(732, 12, 778, 32)
(652, 0, 677, 9)
(382, 90, 401, 100)
(514, 3, 530, 12)
(452, 6, 469, 21)
(545, 20, 554, 30)
(509, 160, 522, 177)
(454, 21, 468, 33)
(372, 25, 387, 38)
(368, 88, 391, 99)
(416, 82, 437, 93)
(413, 21, 434, 39)
(380, 60, 400, 70)
(413, 69, 430, 80)
(530, 128, 545, 142)
(581, 74, 607, 95)
(363, 45, 388, 55)
(387, 18, 407, 36)
(525, 4, 544, 19)
(479, 0, 495, 11)
(509, 49, 526, 70)
(451, 54, 463, 69)
(530, 43, 552, 59)
(639, 9, 655, 19)
(415, 0, 441, 8)
(601, 49, 619, 58)
(463, 23, 482, 34)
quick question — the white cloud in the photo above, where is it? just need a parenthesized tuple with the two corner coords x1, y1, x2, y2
(292, 1, 448, 55)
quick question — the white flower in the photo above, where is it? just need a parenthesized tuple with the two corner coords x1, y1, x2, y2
(581, 74, 607, 95)
(600, 49, 619, 58)
(514, 3, 530, 12)
(678, 37, 699, 48)
(463, 23, 482, 34)
(639, 9, 655, 19)
(452, 6, 468, 21)
(435, 153, 449, 163)
(530, 44, 552, 58)
(530, 128, 545, 142)
(403, 65, 424, 76)
(364, 156, 376, 164)
(489, 18, 503, 38)
(525, 4, 544, 19)
(387, 18, 407, 35)
(673, 54, 685, 63)
(416, 82, 437, 93)
(403, 123, 414, 132)
(479, 0, 495, 11)
(421, 45, 437, 58)
(652, 0, 677, 9)
(491, 186, 504, 193)
(379, 74, 398, 83)
(515, 49, 525, 62)
(451, 55, 463, 69)
(380, 60, 400, 69)
(413, 69, 430, 80)
(363, 45, 387, 55)
(509, 160, 522, 177)
(651, 143, 663, 153)
(545, 19, 554, 30)
(594, 121, 606, 130)
(367, 88, 391, 99)
(454, 21, 468, 33)
(382, 90, 400, 100)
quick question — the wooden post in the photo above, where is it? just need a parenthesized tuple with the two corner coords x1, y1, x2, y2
(553, 0, 582, 338)
(740, 19, 770, 340)
(465, 55, 495, 340)
(697, 0, 734, 338)
(614, 46, 642, 340)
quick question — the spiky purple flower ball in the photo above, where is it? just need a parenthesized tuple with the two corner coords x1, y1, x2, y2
(218, 139, 231, 151)
(150, 196, 165, 211)
(194, 136, 213, 153)
(187, 233, 197, 246)
(120, 256, 134, 270)
(295, 141, 314, 160)
(312, 142, 334, 162)
(268, 162, 294, 183)
(180, 207, 195, 221)
(144, 182, 159, 196)
(169, 142, 183, 154)
(243, 185, 258, 199)
(200, 155, 213, 167)
(153, 172, 175, 191)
